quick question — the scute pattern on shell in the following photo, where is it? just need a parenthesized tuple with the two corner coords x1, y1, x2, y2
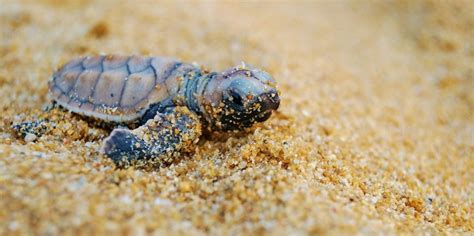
(49, 55, 183, 122)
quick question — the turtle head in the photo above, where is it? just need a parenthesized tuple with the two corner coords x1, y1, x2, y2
(202, 64, 280, 131)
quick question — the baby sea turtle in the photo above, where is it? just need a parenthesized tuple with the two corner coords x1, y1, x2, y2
(13, 55, 280, 166)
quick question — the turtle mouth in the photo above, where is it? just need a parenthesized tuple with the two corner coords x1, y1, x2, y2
(254, 110, 273, 122)
(217, 109, 274, 131)
(218, 91, 280, 131)
(234, 110, 273, 128)
(250, 91, 279, 123)
(256, 91, 280, 111)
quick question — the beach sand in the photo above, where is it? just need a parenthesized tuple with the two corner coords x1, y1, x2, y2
(0, 1, 473, 234)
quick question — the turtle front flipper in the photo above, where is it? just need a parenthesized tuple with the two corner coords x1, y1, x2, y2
(101, 107, 202, 167)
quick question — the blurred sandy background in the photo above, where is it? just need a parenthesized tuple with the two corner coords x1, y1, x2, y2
(0, 0, 473, 235)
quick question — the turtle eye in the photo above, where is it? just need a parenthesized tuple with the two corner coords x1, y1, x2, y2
(229, 90, 244, 107)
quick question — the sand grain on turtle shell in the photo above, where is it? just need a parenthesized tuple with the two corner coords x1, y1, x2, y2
(1, 1, 473, 235)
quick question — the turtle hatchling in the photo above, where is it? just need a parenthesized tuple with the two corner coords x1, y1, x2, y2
(13, 55, 280, 166)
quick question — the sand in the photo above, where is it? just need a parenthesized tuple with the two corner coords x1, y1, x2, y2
(0, 1, 473, 235)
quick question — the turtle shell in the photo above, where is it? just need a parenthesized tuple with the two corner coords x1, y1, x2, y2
(49, 55, 186, 122)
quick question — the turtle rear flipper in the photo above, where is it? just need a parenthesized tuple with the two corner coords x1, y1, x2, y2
(101, 107, 202, 167)
(11, 119, 54, 140)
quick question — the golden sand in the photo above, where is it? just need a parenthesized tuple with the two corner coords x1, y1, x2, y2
(0, 1, 473, 235)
